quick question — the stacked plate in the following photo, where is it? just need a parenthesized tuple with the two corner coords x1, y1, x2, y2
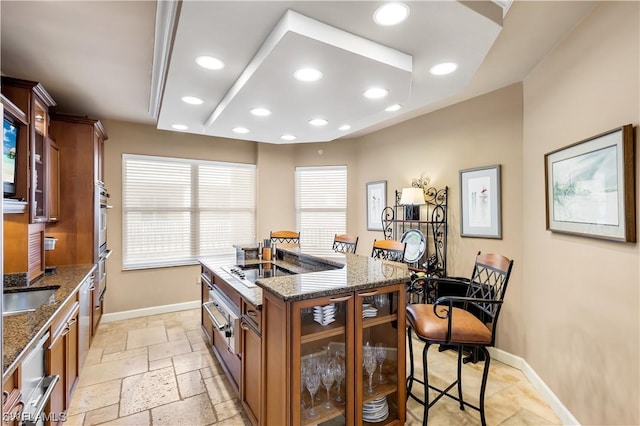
(363, 396, 389, 422)
(362, 303, 378, 318)
(313, 303, 336, 326)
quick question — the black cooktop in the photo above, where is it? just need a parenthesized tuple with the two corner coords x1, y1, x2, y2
(221, 263, 296, 288)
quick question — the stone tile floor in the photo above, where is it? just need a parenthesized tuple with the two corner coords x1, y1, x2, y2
(66, 309, 561, 425)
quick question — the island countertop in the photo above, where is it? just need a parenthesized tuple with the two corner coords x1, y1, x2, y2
(255, 247, 411, 302)
(3, 264, 96, 381)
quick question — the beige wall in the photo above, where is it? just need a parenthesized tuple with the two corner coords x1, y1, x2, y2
(102, 120, 257, 312)
(522, 2, 639, 424)
(352, 83, 524, 352)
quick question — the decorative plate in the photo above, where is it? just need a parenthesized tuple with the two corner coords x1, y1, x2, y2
(400, 229, 426, 263)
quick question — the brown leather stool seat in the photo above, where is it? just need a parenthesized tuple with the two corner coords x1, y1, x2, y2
(407, 304, 492, 345)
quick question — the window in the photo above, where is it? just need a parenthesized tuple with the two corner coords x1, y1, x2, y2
(295, 165, 347, 256)
(122, 154, 255, 269)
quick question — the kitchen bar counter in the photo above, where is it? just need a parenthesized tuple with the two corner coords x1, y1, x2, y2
(255, 247, 411, 302)
(201, 247, 411, 305)
(2, 264, 96, 380)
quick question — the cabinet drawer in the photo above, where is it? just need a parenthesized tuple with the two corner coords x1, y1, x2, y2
(242, 302, 262, 333)
(51, 298, 79, 340)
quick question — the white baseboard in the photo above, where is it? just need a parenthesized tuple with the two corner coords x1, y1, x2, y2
(101, 300, 201, 323)
(488, 347, 580, 425)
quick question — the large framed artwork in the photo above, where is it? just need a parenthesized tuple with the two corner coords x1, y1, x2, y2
(545, 124, 636, 242)
(460, 165, 502, 239)
(366, 181, 387, 231)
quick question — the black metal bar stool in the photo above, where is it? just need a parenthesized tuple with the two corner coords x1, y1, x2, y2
(406, 252, 514, 426)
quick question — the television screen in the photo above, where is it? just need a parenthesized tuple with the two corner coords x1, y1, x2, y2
(3, 118, 18, 196)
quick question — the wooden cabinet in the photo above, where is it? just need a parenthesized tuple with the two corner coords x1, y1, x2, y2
(47, 138, 60, 222)
(241, 302, 262, 426)
(263, 284, 406, 425)
(1, 77, 56, 223)
(91, 282, 103, 337)
(2, 82, 51, 282)
(46, 296, 80, 418)
(46, 113, 108, 267)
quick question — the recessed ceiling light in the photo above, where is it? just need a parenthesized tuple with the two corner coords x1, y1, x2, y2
(430, 62, 458, 76)
(363, 88, 389, 99)
(309, 118, 328, 126)
(374, 3, 410, 26)
(339, 125, 351, 131)
(181, 96, 203, 105)
(294, 68, 323, 82)
(171, 124, 188, 130)
(281, 134, 296, 141)
(250, 108, 271, 117)
(385, 104, 402, 112)
(196, 56, 225, 70)
(232, 127, 250, 134)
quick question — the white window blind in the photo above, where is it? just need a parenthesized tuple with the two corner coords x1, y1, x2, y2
(295, 166, 347, 256)
(122, 154, 256, 269)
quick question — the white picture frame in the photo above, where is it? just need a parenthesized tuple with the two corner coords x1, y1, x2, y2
(460, 165, 502, 239)
(366, 181, 387, 231)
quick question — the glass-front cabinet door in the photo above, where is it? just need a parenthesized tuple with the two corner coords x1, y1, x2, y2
(356, 284, 406, 425)
(292, 293, 355, 425)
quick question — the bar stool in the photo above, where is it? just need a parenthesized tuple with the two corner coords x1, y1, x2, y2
(406, 252, 514, 426)
(332, 234, 358, 254)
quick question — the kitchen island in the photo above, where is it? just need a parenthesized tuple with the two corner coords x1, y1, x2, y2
(200, 246, 410, 426)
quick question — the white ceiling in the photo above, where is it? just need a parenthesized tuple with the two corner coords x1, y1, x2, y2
(0, 1, 597, 144)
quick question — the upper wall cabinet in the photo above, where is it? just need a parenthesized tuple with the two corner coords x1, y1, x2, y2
(1, 76, 57, 223)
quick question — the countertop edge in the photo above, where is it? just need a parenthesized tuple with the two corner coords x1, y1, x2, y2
(2, 264, 97, 382)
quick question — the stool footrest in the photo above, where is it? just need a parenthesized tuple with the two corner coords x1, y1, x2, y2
(407, 378, 482, 412)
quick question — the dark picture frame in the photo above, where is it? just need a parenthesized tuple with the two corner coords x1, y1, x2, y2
(366, 180, 387, 231)
(544, 124, 636, 242)
(460, 164, 502, 239)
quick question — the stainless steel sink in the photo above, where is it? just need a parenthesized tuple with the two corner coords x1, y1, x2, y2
(3, 287, 60, 315)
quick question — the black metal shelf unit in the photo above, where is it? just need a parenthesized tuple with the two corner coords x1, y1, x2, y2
(381, 186, 448, 277)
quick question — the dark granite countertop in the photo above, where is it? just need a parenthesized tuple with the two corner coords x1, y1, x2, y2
(3, 264, 96, 381)
(201, 248, 410, 304)
(256, 249, 410, 302)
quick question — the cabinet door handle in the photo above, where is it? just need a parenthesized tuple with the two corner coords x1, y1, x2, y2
(329, 295, 353, 302)
(60, 326, 71, 337)
(240, 322, 250, 331)
(3, 390, 8, 405)
(358, 290, 379, 297)
(88, 286, 96, 291)
(246, 309, 258, 317)
(67, 317, 77, 326)
(95, 305, 102, 311)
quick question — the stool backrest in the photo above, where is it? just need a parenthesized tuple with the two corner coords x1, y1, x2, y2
(270, 230, 300, 244)
(371, 239, 406, 262)
(333, 234, 358, 254)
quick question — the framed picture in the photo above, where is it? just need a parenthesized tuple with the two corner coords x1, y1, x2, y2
(366, 180, 387, 231)
(460, 165, 502, 239)
(545, 124, 636, 242)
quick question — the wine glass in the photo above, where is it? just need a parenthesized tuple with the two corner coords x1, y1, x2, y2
(332, 358, 346, 406)
(304, 368, 321, 419)
(375, 343, 388, 384)
(320, 361, 335, 410)
(363, 348, 377, 395)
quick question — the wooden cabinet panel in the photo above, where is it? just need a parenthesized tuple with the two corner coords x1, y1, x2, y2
(241, 319, 261, 425)
(46, 299, 80, 417)
(27, 223, 44, 281)
(46, 114, 107, 267)
(65, 309, 79, 404)
(46, 328, 65, 419)
(47, 138, 60, 222)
